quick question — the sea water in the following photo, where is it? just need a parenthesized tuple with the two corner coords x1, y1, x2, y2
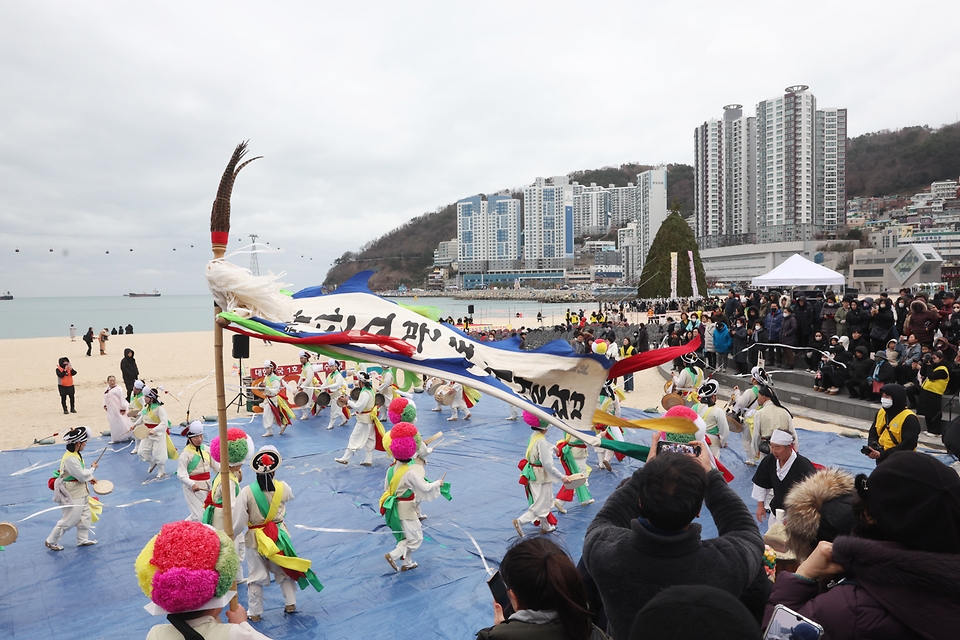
(0, 295, 597, 339)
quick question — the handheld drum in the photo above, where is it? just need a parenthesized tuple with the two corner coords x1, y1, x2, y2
(92, 479, 114, 495)
(133, 424, 149, 440)
(0, 522, 18, 546)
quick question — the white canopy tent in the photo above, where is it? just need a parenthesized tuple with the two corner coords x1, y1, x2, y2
(751, 253, 846, 288)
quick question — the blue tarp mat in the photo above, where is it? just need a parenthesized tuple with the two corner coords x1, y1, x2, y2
(0, 399, 949, 640)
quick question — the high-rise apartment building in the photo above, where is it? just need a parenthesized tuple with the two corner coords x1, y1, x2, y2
(523, 176, 574, 270)
(608, 183, 636, 228)
(573, 183, 609, 236)
(757, 85, 817, 243)
(817, 107, 847, 235)
(456, 194, 521, 273)
(486, 195, 522, 271)
(636, 169, 668, 268)
(618, 222, 640, 283)
(694, 105, 756, 248)
(695, 85, 846, 247)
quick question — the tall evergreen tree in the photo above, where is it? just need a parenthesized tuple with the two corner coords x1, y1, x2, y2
(637, 212, 707, 298)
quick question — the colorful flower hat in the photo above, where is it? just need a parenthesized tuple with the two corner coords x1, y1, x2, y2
(209, 428, 253, 466)
(136, 520, 240, 615)
(522, 411, 550, 430)
(387, 397, 417, 425)
(389, 435, 418, 461)
(382, 421, 420, 455)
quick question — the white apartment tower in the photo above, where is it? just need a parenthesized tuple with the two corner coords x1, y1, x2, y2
(573, 183, 610, 236)
(618, 222, 640, 284)
(757, 85, 817, 243)
(608, 183, 637, 228)
(486, 195, 522, 271)
(456, 195, 521, 273)
(636, 168, 669, 268)
(816, 107, 848, 234)
(523, 177, 574, 270)
(694, 104, 756, 248)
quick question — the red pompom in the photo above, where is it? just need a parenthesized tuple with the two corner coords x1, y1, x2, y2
(388, 397, 409, 414)
(391, 422, 419, 439)
(664, 405, 699, 421)
(151, 521, 221, 572)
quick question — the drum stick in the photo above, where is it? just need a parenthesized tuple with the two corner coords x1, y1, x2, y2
(94, 444, 109, 465)
(17, 432, 59, 457)
(423, 432, 444, 445)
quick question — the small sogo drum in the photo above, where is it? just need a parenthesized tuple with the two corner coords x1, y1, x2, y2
(349, 387, 362, 402)
(374, 393, 386, 408)
(0, 522, 18, 546)
(92, 479, 114, 495)
(425, 378, 444, 396)
(435, 385, 456, 406)
(661, 393, 684, 411)
(133, 424, 150, 440)
(250, 377, 267, 399)
(562, 473, 587, 490)
(726, 411, 744, 433)
(336, 395, 349, 408)
(293, 391, 310, 407)
(316, 391, 331, 408)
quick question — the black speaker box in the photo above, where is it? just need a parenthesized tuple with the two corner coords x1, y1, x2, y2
(232, 334, 250, 359)
(467, 304, 475, 315)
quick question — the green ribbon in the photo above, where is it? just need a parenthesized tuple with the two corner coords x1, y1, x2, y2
(559, 446, 593, 503)
(598, 439, 650, 462)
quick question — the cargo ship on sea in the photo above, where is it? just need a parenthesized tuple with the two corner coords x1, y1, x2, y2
(125, 290, 160, 297)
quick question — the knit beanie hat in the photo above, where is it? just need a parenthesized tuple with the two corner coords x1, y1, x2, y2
(629, 584, 761, 640)
(855, 451, 960, 553)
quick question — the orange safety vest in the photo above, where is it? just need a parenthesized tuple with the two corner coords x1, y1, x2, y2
(58, 367, 74, 387)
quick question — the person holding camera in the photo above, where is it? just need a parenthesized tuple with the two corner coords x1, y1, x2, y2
(751, 429, 815, 525)
(906, 350, 950, 435)
(583, 441, 764, 639)
(477, 537, 607, 640)
(56, 356, 78, 414)
(865, 384, 920, 465)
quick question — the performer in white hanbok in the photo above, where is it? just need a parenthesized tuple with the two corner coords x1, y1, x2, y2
(296, 351, 322, 421)
(381, 434, 449, 572)
(133, 387, 172, 479)
(447, 380, 472, 421)
(260, 360, 294, 437)
(426, 376, 446, 412)
(319, 359, 349, 430)
(176, 421, 216, 521)
(45, 427, 100, 550)
(731, 366, 772, 464)
(694, 379, 729, 460)
(513, 412, 572, 536)
(335, 372, 379, 466)
(238, 446, 322, 621)
(103, 375, 133, 443)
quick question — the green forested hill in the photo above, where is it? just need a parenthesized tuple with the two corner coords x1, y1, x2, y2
(846, 123, 960, 197)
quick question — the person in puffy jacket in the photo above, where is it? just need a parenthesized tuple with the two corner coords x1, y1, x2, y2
(904, 300, 940, 347)
(779, 307, 798, 369)
(763, 452, 960, 640)
(713, 322, 732, 372)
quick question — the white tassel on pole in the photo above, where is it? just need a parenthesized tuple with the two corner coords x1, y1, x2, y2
(205, 259, 296, 322)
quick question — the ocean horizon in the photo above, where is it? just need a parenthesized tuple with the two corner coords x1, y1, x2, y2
(0, 294, 590, 339)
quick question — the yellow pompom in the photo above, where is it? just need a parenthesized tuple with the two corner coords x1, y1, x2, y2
(135, 534, 159, 597)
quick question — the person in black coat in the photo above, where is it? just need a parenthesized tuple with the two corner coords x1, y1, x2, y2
(866, 384, 921, 464)
(779, 308, 799, 369)
(82, 327, 95, 357)
(865, 350, 898, 401)
(843, 346, 874, 399)
(120, 348, 140, 401)
(732, 318, 750, 374)
(869, 299, 896, 352)
(634, 324, 649, 352)
(804, 332, 828, 372)
(793, 296, 816, 351)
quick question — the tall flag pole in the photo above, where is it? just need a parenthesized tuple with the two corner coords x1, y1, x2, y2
(208, 141, 261, 608)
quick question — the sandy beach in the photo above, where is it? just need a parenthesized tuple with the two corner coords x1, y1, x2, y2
(0, 323, 837, 451)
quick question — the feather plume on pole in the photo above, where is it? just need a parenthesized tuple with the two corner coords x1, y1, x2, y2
(209, 141, 260, 610)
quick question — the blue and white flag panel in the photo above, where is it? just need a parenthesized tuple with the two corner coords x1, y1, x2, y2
(251, 272, 611, 432)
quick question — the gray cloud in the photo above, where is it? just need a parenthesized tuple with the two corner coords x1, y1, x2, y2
(1, 1, 958, 296)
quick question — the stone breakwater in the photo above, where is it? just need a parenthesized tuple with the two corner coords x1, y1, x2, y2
(382, 289, 602, 303)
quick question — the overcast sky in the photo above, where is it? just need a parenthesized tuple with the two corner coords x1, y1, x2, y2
(2, 1, 958, 297)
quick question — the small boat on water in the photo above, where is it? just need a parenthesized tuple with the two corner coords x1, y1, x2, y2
(0, 291, 12, 301)
(126, 290, 161, 298)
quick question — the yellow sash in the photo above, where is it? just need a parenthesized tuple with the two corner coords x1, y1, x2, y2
(525, 431, 545, 463)
(378, 463, 413, 511)
(250, 481, 312, 574)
